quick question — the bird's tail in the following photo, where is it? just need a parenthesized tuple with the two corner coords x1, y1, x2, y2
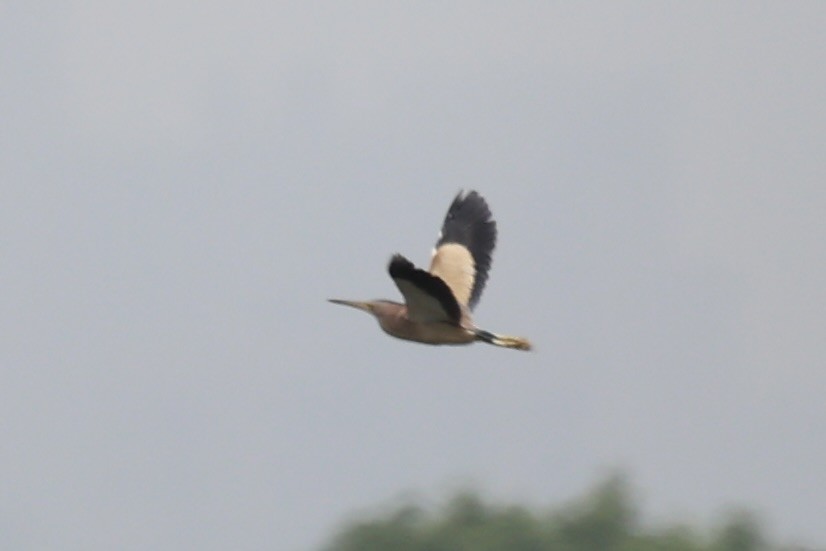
(474, 329, 532, 351)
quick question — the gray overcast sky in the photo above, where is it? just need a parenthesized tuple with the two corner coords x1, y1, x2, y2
(2, 3, 825, 550)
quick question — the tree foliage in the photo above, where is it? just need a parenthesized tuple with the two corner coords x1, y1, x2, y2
(323, 474, 810, 551)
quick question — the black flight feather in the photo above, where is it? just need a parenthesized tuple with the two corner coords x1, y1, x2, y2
(436, 190, 497, 309)
(388, 254, 462, 324)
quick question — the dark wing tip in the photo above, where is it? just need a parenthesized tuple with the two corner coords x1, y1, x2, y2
(388, 254, 462, 323)
(436, 190, 497, 309)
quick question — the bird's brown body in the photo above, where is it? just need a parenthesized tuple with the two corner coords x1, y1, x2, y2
(373, 301, 476, 345)
(329, 191, 531, 351)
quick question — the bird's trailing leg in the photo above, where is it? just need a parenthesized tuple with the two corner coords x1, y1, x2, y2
(474, 329, 532, 351)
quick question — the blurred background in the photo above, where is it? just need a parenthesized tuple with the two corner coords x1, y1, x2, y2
(2, 3, 825, 550)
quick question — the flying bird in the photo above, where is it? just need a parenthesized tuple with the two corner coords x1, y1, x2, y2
(329, 190, 532, 351)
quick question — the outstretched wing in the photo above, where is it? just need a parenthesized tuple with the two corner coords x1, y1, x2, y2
(429, 190, 497, 310)
(388, 254, 461, 324)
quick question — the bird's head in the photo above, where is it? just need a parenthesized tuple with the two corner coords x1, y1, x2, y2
(327, 299, 377, 314)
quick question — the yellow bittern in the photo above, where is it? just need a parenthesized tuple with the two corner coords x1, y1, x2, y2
(329, 190, 531, 351)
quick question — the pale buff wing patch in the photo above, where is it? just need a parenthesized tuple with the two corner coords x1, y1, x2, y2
(429, 243, 476, 308)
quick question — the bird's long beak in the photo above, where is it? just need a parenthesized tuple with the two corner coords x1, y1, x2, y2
(328, 299, 373, 313)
